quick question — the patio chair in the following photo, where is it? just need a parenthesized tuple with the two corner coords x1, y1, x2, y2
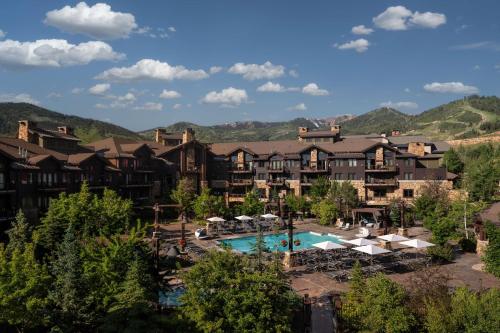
(195, 228, 209, 240)
(355, 227, 370, 238)
(341, 223, 351, 230)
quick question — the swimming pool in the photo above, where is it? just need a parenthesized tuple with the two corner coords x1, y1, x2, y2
(159, 287, 185, 307)
(219, 231, 342, 253)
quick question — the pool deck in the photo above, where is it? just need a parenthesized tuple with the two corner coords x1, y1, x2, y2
(158, 219, 500, 297)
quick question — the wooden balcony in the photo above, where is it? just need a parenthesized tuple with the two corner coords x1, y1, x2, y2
(365, 164, 398, 173)
(267, 166, 288, 173)
(365, 179, 398, 187)
(210, 180, 229, 188)
(300, 166, 329, 173)
(267, 179, 286, 186)
(229, 164, 253, 173)
(229, 179, 253, 186)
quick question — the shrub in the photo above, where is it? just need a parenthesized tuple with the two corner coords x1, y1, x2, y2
(458, 237, 477, 253)
(427, 244, 454, 262)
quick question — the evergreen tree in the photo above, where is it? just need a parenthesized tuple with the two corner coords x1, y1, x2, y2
(442, 148, 464, 174)
(49, 224, 93, 331)
(5, 209, 31, 254)
(309, 176, 330, 201)
(241, 189, 264, 216)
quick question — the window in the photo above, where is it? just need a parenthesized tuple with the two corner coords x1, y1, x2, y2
(347, 173, 356, 180)
(334, 159, 343, 167)
(0, 173, 4, 189)
(404, 158, 414, 166)
(348, 159, 357, 167)
(384, 158, 394, 166)
(404, 172, 414, 180)
(403, 189, 414, 198)
(334, 173, 343, 180)
(257, 173, 266, 180)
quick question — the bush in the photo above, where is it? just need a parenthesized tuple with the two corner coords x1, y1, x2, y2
(483, 221, 500, 278)
(427, 244, 454, 262)
(458, 237, 477, 253)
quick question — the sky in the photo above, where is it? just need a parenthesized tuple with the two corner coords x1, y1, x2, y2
(0, 0, 499, 131)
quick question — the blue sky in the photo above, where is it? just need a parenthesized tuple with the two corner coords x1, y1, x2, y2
(0, 1, 499, 131)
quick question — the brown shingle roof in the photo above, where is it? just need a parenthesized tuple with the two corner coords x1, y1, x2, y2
(299, 130, 337, 138)
(67, 153, 95, 165)
(0, 137, 68, 161)
(209, 137, 381, 157)
(29, 127, 80, 141)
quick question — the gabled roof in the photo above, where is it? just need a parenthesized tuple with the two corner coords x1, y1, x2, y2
(29, 127, 80, 141)
(0, 137, 68, 161)
(67, 153, 96, 165)
(86, 137, 153, 158)
(27, 154, 60, 165)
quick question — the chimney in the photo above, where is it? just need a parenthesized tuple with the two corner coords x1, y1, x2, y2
(155, 128, 166, 143)
(182, 128, 195, 144)
(391, 129, 401, 136)
(330, 125, 341, 135)
(298, 127, 309, 134)
(18, 120, 35, 142)
(58, 126, 74, 136)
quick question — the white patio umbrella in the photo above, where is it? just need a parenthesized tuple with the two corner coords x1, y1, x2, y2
(377, 234, 409, 242)
(261, 213, 279, 219)
(344, 238, 379, 246)
(399, 239, 435, 249)
(235, 215, 253, 221)
(207, 217, 226, 223)
(353, 244, 391, 255)
(313, 241, 346, 250)
(353, 244, 391, 264)
(400, 239, 435, 258)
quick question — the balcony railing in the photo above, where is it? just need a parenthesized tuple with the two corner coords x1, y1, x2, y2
(229, 179, 253, 186)
(267, 178, 286, 186)
(300, 165, 329, 173)
(210, 180, 229, 188)
(229, 163, 253, 173)
(267, 166, 288, 173)
(365, 179, 398, 187)
(365, 164, 398, 172)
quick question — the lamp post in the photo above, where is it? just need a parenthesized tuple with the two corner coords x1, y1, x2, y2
(397, 200, 409, 237)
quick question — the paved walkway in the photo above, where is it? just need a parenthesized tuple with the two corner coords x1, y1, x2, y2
(311, 295, 334, 333)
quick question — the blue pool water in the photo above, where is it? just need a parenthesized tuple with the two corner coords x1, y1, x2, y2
(159, 287, 185, 307)
(219, 231, 342, 253)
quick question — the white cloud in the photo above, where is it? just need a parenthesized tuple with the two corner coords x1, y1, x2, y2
(201, 87, 248, 106)
(0, 39, 123, 69)
(473, 65, 481, 70)
(287, 103, 307, 111)
(228, 61, 285, 80)
(89, 83, 111, 95)
(0, 93, 40, 105)
(209, 66, 223, 74)
(168, 26, 176, 32)
(404, 88, 411, 93)
(380, 101, 418, 110)
(373, 6, 446, 31)
(47, 92, 62, 99)
(423, 82, 479, 94)
(335, 38, 370, 53)
(257, 81, 287, 93)
(94, 92, 137, 109)
(302, 83, 329, 96)
(410, 11, 446, 29)
(451, 41, 500, 52)
(495, 64, 500, 69)
(289, 69, 299, 77)
(44, 2, 137, 40)
(71, 87, 84, 94)
(159, 89, 181, 99)
(352, 25, 374, 35)
(96, 59, 209, 82)
(173, 103, 182, 110)
(0, 30, 5, 39)
(133, 102, 163, 111)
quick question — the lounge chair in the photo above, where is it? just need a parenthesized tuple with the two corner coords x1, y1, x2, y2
(195, 228, 209, 240)
(355, 227, 370, 238)
(341, 223, 351, 230)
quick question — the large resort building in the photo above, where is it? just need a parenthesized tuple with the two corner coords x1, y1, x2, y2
(0, 120, 455, 227)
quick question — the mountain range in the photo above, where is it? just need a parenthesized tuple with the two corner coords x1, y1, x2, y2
(1, 95, 499, 144)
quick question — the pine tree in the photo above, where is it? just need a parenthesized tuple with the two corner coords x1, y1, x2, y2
(5, 209, 31, 254)
(49, 223, 92, 331)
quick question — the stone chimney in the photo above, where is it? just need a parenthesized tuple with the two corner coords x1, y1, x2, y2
(155, 128, 166, 143)
(18, 120, 36, 142)
(330, 125, 341, 135)
(58, 126, 74, 136)
(408, 142, 425, 157)
(298, 127, 309, 134)
(391, 129, 401, 136)
(182, 128, 195, 144)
